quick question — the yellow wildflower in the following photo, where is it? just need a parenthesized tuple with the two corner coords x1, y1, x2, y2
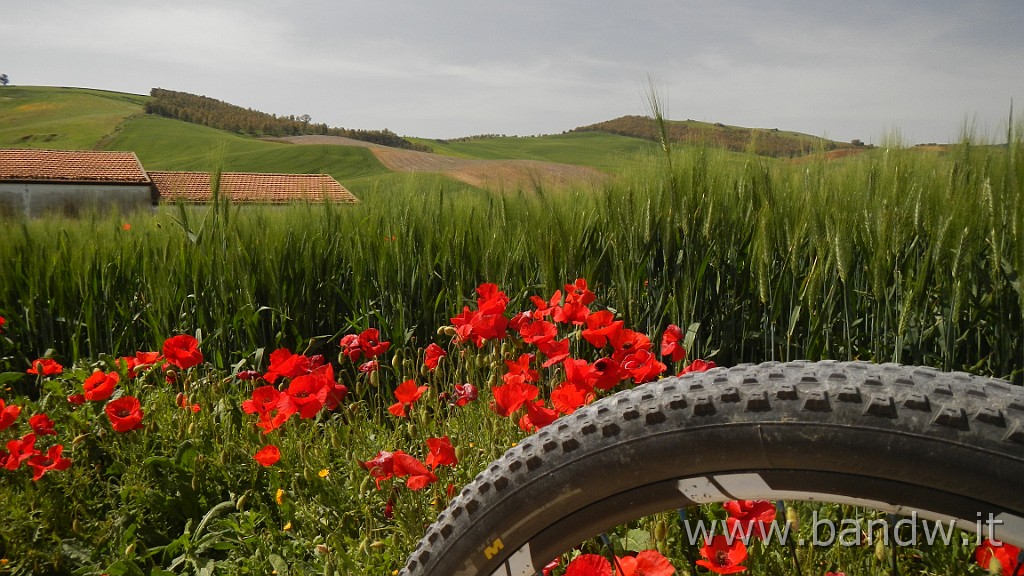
(275, 488, 285, 505)
(318, 468, 330, 478)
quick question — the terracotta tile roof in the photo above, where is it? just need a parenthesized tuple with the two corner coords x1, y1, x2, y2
(0, 149, 149, 183)
(150, 171, 358, 204)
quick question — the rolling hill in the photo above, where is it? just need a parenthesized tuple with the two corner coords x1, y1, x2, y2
(1, 85, 872, 195)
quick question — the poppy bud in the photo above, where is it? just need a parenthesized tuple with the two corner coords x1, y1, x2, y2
(192, 475, 199, 492)
(359, 474, 373, 495)
(786, 506, 799, 529)
(392, 353, 402, 372)
(874, 539, 887, 562)
(420, 363, 429, 377)
(403, 359, 415, 374)
(654, 519, 668, 543)
(304, 467, 314, 482)
(370, 370, 379, 386)
(442, 326, 457, 337)
(236, 494, 248, 510)
(125, 543, 136, 556)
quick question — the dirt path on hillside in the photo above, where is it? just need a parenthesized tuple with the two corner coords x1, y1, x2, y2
(271, 135, 607, 192)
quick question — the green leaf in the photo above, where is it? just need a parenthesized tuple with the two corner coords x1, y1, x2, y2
(620, 528, 652, 553)
(268, 554, 289, 576)
(0, 372, 24, 386)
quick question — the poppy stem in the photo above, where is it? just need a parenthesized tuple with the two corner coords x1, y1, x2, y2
(599, 533, 626, 575)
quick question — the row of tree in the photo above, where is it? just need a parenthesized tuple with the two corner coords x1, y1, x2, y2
(145, 88, 428, 150)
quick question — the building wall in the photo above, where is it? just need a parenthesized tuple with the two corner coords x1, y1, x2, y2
(0, 182, 155, 217)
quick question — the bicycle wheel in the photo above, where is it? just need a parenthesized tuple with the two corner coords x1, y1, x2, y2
(399, 360, 1024, 576)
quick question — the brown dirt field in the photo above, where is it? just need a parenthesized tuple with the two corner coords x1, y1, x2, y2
(271, 135, 607, 192)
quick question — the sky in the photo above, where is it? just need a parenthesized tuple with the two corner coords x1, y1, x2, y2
(4, 1, 1023, 145)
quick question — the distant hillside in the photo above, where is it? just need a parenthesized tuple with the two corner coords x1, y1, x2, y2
(145, 88, 428, 151)
(571, 115, 863, 158)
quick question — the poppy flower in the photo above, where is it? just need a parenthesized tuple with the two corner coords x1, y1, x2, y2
(696, 535, 747, 574)
(358, 360, 379, 373)
(162, 334, 203, 370)
(27, 358, 63, 376)
(452, 383, 478, 407)
(392, 452, 437, 490)
(66, 393, 86, 406)
(357, 328, 390, 359)
(582, 312, 623, 349)
(424, 343, 447, 370)
(617, 550, 676, 576)
(359, 450, 396, 488)
(27, 444, 71, 480)
(724, 500, 776, 540)
(564, 278, 596, 306)
(564, 554, 612, 576)
(425, 436, 458, 470)
(105, 396, 144, 433)
(263, 348, 312, 383)
(620, 349, 667, 384)
(4, 433, 38, 470)
(518, 319, 557, 346)
(0, 400, 21, 431)
(282, 370, 330, 419)
(504, 353, 539, 382)
(0, 315, 4, 331)
(551, 382, 593, 415)
(118, 351, 161, 378)
(975, 539, 1020, 574)
(679, 359, 717, 376)
(388, 379, 428, 418)
(83, 370, 119, 402)
(253, 445, 281, 467)
(490, 380, 539, 418)
(518, 400, 559, 432)
(538, 338, 570, 367)
(236, 369, 262, 381)
(28, 413, 56, 436)
(176, 393, 201, 413)
(660, 324, 686, 362)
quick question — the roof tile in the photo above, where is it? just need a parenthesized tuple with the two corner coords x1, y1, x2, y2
(0, 149, 149, 183)
(150, 171, 358, 204)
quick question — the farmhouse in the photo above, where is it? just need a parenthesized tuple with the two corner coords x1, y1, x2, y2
(0, 148, 359, 216)
(148, 171, 358, 204)
(0, 149, 155, 217)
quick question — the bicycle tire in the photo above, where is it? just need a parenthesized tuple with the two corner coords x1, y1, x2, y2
(399, 360, 1024, 576)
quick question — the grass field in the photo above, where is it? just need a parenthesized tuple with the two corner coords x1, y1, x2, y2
(0, 86, 147, 150)
(0, 86, 1021, 575)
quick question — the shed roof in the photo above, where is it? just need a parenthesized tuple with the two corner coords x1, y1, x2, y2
(149, 171, 358, 204)
(0, 149, 150, 183)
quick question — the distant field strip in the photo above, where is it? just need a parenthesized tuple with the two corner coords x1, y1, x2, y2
(273, 135, 607, 192)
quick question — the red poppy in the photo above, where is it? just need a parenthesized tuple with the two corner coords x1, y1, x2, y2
(392, 451, 437, 490)
(242, 385, 293, 433)
(551, 382, 593, 415)
(452, 383, 478, 407)
(504, 353, 539, 382)
(582, 312, 623, 349)
(388, 379, 428, 418)
(660, 324, 686, 362)
(358, 360, 379, 373)
(696, 535, 747, 574)
(564, 278, 596, 306)
(518, 400, 559, 432)
(490, 380, 539, 418)
(27, 444, 72, 481)
(975, 539, 1020, 575)
(282, 370, 329, 419)
(617, 550, 676, 576)
(118, 351, 161, 378)
(538, 338, 570, 367)
(424, 343, 447, 370)
(162, 334, 203, 370)
(552, 300, 589, 325)
(620, 349, 667, 384)
(564, 554, 612, 576)
(0, 400, 21, 431)
(27, 358, 63, 376)
(359, 450, 396, 488)
(236, 369, 262, 380)
(357, 328, 391, 359)
(425, 436, 458, 470)
(542, 558, 560, 576)
(724, 500, 776, 540)
(529, 290, 561, 320)
(66, 393, 86, 406)
(0, 315, 5, 331)
(4, 433, 38, 470)
(253, 445, 281, 467)
(83, 370, 119, 402)
(519, 318, 557, 346)
(105, 396, 144, 433)
(263, 348, 312, 383)
(28, 413, 56, 436)
(679, 359, 717, 375)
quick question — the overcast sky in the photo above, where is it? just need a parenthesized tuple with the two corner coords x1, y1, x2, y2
(4, 1, 1022, 144)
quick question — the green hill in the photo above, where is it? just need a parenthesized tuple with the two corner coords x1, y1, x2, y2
(0, 86, 146, 149)
(571, 115, 862, 157)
